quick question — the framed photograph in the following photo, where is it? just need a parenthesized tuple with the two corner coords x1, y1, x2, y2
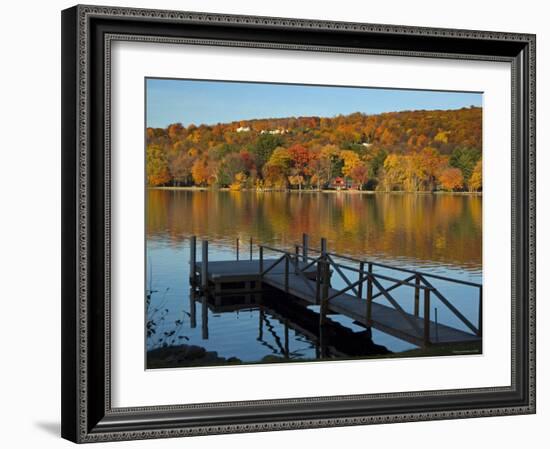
(61, 4, 536, 443)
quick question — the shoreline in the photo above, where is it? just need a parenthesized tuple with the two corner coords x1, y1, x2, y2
(147, 186, 482, 196)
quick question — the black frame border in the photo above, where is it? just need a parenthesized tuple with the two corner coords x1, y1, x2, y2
(61, 4, 536, 443)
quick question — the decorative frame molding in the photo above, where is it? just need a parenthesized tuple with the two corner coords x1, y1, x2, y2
(61, 4, 536, 443)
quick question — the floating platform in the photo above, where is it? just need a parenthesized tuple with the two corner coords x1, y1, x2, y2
(195, 259, 317, 294)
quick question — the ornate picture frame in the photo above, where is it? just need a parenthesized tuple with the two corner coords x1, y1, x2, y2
(61, 4, 536, 443)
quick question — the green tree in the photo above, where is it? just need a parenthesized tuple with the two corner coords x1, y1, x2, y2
(450, 147, 481, 184)
(210, 143, 237, 161)
(248, 134, 284, 172)
(217, 153, 247, 187)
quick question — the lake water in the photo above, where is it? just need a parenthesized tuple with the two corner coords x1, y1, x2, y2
(146, 189, 482, 368)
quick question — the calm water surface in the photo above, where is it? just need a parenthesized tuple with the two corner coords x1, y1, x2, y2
(146, 190, 482, 366)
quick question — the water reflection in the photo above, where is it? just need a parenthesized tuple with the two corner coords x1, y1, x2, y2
(147, 189, 481, 272)
(146, 190, 482, 368)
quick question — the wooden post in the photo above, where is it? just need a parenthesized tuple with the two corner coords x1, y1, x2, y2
(189, 288, 196, 328)
(258, 310, 264, 340)
(189, 235, 197, 286)
(423, 288, 431, 345)
(319, 323, 327, 359)
(323, 259, 330, 301)
(201, 295, 209, 340)
(284, 255, 289, 292)
(302, 233, 309, 262)
(315, 260, 321, 304)
(284, 319, 289, 358)
(434, 307, 439, 342)
(414, 274, 420, 317)
(366, 263, 373, 320)
(236, 237, 239, 261)
(294, 245, 300, 274)
(319, 260, 330, 326)
(357, 261, 364, 299)
(478, 286, 483, 337)
(249, 237, 253, 261)
(201, 240, 208, 293)
(259, 245, 264, 277)
(320, 237, 327, 256)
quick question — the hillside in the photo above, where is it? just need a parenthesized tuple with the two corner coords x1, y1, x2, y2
(146, 107, 482, 192)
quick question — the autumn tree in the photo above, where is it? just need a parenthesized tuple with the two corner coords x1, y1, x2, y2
(438, 167, 464, 191)
(349, 163, 369, 190)
(308, 147, 332, 190)
(403, 152, 426, 192)
(340, 150, 361, 178)
(263, 147, 291, 189)
(379, 154, 405, 191)
(167, 123, 184, 140)
(217, 153, 247, 187)
(248, 134, 284, 172)
(469, 159, 482, 192)
(210, 143, 237, 161)
(321, 144, 343, 179)
(146, 107, 481, 191)
(288, 144, 312, 190)
(170, 152, 195, 186)
(191, 158, 210, 186)
(418, 147, 446, 191)
(146, 144, 171, 186)
(229, 172, 248, 191)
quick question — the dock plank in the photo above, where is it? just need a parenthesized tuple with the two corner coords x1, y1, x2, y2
(196, 259, 316, 282)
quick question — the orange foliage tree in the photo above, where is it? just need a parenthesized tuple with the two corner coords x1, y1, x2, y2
(191, 158, 210, 186)
(349, 163, 369, 189)
(439, 167, 464, 191)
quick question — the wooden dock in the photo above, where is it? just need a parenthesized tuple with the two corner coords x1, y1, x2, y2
(189, 235, 482, 348)
(262, 273, 479, 347)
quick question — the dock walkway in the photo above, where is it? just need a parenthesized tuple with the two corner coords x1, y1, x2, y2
(263, 273, 479, 347)
(190, 235, 482, 348)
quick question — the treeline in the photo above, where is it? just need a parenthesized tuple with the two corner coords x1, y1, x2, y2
(146, 107, 482, 192)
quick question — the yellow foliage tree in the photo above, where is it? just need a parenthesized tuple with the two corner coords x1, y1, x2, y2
(469, 159, 482, 191)
(340, 150, 361, 177)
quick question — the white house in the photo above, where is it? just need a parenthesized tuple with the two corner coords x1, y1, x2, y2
(260, 129, 288, 135)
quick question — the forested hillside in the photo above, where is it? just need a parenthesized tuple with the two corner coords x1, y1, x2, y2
(146, 106, 482, 192)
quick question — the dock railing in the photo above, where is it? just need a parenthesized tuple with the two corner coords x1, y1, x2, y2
(189, 234, 482, 346)
(257, 235, 482, 346)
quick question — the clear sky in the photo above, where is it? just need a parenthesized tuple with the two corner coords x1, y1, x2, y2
(146, 78, 482, 129)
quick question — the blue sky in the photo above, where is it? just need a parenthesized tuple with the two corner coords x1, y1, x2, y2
(146, 78, 482, 129)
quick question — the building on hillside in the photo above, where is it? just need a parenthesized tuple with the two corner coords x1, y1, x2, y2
(260, 129, 288, 135)
(330, 177, 351, 190)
